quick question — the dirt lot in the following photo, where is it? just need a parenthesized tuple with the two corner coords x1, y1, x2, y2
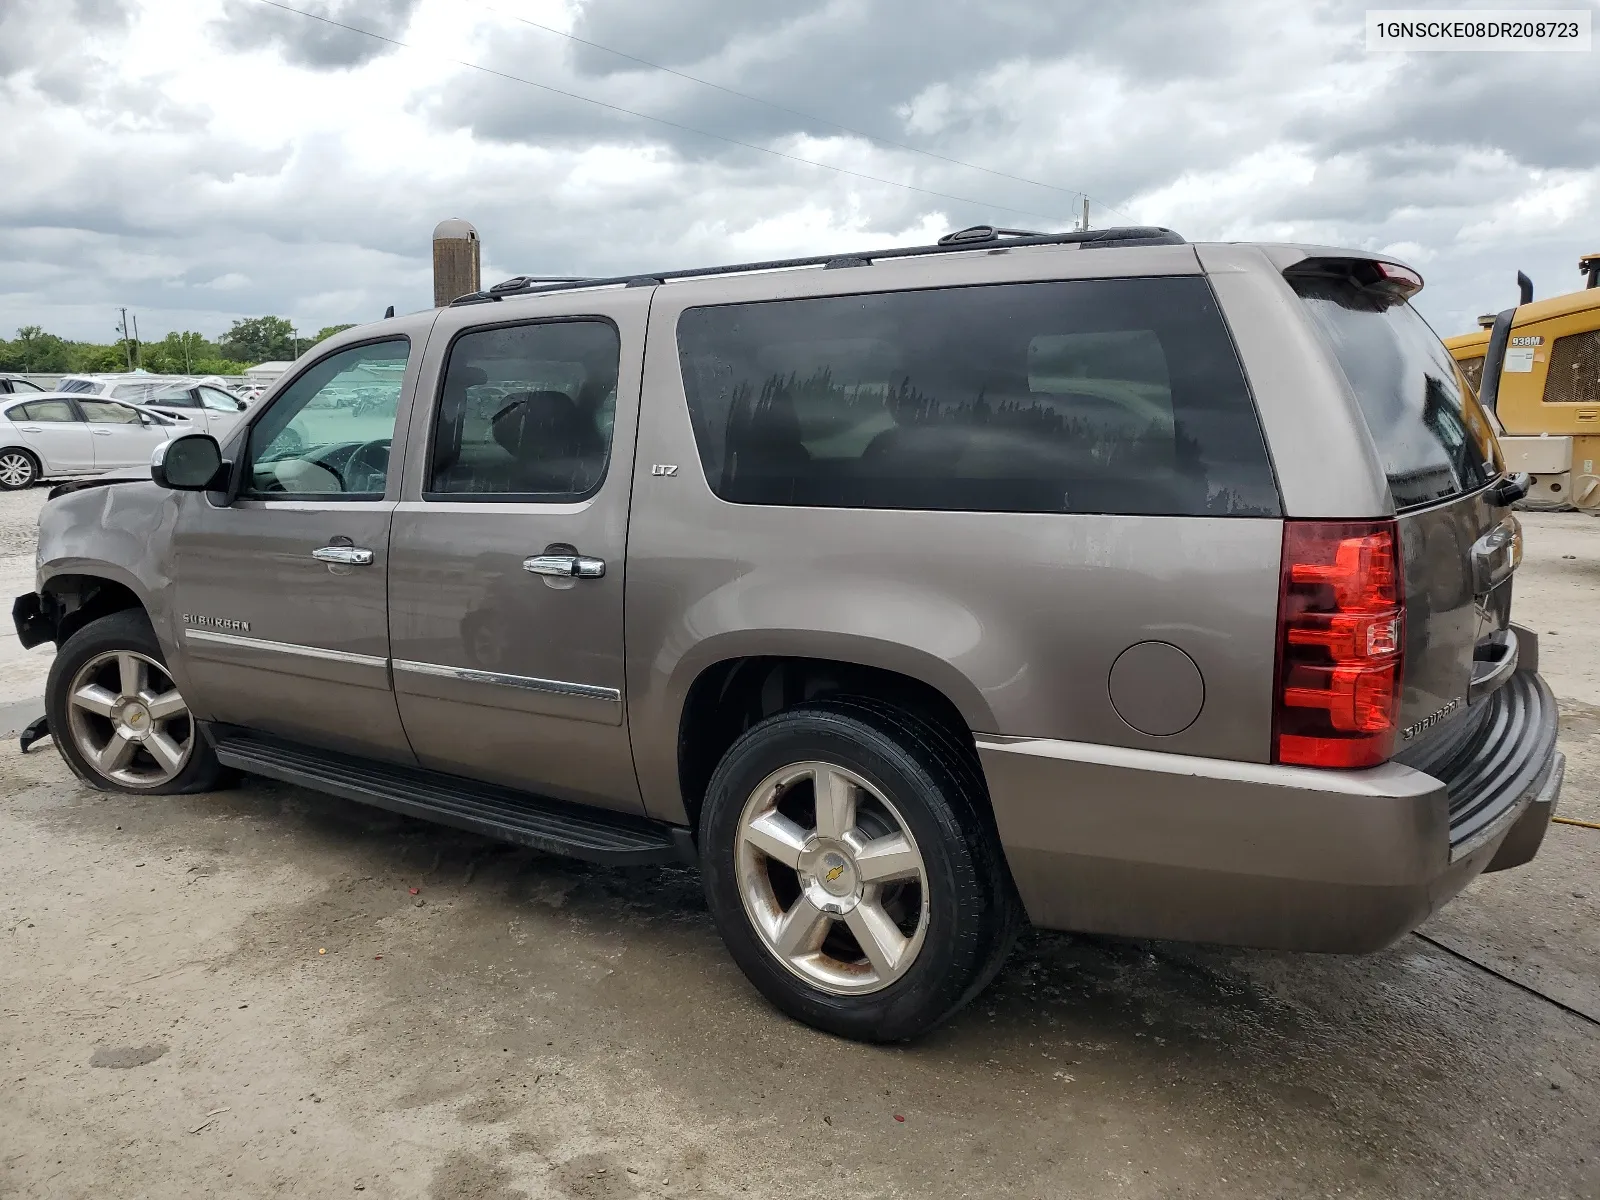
(2, 486, 1597, 1199)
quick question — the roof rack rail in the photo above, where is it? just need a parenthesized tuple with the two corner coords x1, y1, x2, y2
(450, 224, 1185, 305)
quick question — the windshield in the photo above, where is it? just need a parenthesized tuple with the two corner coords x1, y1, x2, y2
(56, 379, 98, 393)
(1291, 275, 1501, 510)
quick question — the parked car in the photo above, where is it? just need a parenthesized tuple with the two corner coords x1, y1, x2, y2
(0, 394, 177, 489)
(140, 381, 251, 442)
(55, 373, 181, 403)
(15, 226, 1563, 1042)
(54, 374, 247, 438)
(0, 374, 49, 395)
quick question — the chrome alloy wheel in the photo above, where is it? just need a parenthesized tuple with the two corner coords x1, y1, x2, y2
(0, 451, 35, 488)
(734, 761, 929, 995)
(66, 650, 195, 787)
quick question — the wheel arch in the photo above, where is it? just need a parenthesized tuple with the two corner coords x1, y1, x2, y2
(674, 652, 988, 834)
(38, 571, 150, 647)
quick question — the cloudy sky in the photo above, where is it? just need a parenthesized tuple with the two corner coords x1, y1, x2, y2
(2, 0, 1597, 346)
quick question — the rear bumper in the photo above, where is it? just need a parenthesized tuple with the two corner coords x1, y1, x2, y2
(978, 669, 1562, 953)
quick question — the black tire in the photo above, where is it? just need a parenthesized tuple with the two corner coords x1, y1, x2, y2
(45, 609, 227, 795)
(699, 699, 1021, 1042)
(0, 447, 39, 490)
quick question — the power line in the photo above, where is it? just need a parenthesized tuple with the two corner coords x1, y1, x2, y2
(249, 0, 1072, 227)
(471, 0, 1132, 223)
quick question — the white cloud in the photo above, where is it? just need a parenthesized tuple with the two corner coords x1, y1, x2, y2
(1, 0, 1597, 348)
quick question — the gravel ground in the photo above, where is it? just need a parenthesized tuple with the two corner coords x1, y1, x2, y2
(0, 485, 51, 716)
(1, 486, 1597, 1199)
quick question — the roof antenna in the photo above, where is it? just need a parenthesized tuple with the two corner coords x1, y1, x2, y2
(384, 305, 395, 319)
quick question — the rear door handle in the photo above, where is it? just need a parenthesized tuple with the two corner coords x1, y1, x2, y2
(523, 554, 606, 579)
(91, 429, 113, 436)
(312, 545, 374, 565)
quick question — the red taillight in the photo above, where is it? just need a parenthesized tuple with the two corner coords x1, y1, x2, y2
(1273, 520, 1405, 769)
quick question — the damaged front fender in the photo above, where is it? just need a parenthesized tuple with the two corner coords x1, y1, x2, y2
(12, 590, 57, 649)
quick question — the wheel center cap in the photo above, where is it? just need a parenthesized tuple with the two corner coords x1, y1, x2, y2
(119, 701, 151, 737)
(817, 851, 856, 897)
(799, 840, 860, 908)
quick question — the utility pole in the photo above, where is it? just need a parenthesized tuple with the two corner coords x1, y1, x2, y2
(131, 313, 142, 369)
(117, 309, 133, 371)
(1081, 196, 1090, 232)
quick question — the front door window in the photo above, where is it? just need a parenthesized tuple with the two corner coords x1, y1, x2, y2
(245, 339, 410, 498)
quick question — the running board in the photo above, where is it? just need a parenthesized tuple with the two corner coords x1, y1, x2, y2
(211, 733, 691, 866)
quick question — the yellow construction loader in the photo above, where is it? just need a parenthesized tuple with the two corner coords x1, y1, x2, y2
(1445, 251, 1600, 511)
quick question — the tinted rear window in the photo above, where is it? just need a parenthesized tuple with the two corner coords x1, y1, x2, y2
(676, 277, 1280, 516)
(1291, 277, 1500, 510)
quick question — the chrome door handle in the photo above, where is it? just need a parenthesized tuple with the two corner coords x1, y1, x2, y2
(522, 554, 606, 579)
(312, 545, 374, 565)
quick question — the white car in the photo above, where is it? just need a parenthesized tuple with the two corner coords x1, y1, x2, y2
(55, 374, 249, 441)
(0, 394, 178, 490)
(140, 381, 250, 441)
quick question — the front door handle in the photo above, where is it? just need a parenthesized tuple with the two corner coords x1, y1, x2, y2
(523, 554, 606, 579)
(312, 545, 374, 565)
(92, 429, 113, 436)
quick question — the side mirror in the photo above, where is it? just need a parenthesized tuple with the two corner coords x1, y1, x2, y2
(151, 434, 225, 490)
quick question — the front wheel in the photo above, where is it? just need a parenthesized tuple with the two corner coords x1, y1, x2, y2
(699, 700, 1020, 1042)
(0, 448, 38, 490)
(45, 609, 226, 794)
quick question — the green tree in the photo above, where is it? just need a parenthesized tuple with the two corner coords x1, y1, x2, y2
(219, 316, 296, 364)
(13, 326, 71, 372)
(69, 343, 127, 373)
(144, 331, 220, 374)
(313, 324, 355, 344)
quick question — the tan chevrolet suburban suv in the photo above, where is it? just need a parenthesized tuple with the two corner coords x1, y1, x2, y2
(13, 225, 1565, 1042)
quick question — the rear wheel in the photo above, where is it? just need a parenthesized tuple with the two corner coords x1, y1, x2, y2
(0, 448, 38, 490)
(699, 700, 1020, 1042)
(46, 610, 226, 794)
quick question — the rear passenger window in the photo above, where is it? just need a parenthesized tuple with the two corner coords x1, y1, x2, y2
(1290, 273, 1500, 510)
(675, 277, 1279, 516)
(16, 400, 79, 422)
(427, 320, 619, 501)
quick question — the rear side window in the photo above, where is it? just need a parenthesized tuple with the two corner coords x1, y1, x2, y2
(15, 400, 79, 422)
(427, 319, 619, 501)
(1290, 276, 1500, 510)
(676, 277, 1279, 516)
